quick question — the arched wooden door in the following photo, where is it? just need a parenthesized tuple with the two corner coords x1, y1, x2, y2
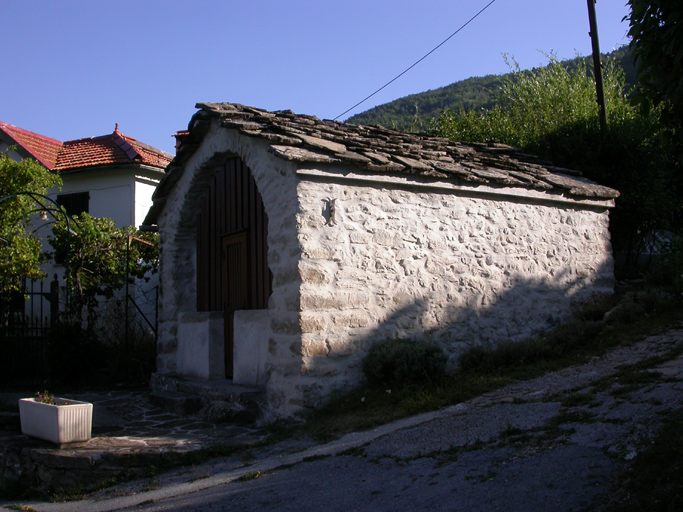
(196, 157, 271, 378)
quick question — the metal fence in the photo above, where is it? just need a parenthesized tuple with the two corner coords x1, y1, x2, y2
(0, 277, 158, 388)
(0, 277, 59, 388)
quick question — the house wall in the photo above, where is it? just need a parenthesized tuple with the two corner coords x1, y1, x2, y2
(37, 166, 162, 329)
(0, 140, 29, 163)
(54, 167, 136, 226)
(292, 175, 615, 407)
(135, 172, 163, 229)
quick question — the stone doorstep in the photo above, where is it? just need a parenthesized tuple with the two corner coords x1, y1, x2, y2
(4, 438, 207, 493)
(149, 390, 204, 416)
(149, 374, 266, 424)
(176, 380, 265, 404)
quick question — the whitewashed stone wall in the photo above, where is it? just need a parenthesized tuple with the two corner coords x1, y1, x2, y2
(294, 176, 614, 407)
(155, 121, 615, 420)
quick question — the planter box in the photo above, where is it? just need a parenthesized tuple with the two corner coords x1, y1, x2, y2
(18, 397, 93, 444)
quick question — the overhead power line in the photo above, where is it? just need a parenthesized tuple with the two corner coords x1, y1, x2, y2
(333, 0, 498, 121)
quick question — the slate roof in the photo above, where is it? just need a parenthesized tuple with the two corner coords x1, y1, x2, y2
(181, 103, 618, 198)
(0, 121, 63, 169)
(0, 122, 172, 172)
(147, 102, 619, 226)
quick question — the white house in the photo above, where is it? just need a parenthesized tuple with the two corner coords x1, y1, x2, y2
(0, 121, 172, 326)
(0, 121, 172, 228)
(144, 102, 619, 421)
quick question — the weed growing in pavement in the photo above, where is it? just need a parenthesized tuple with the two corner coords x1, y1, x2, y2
(587, 343, 683, 398)
(49, 483, 87, 502)
(302, 454, 332, 463)
(187, 472, 211, 483)
(560, 392, 598, 408)
(548, 410, 597, 426)
(237, 471, 266, 482)
(141, 481, 161, 492)
(337, 446, 366, 457)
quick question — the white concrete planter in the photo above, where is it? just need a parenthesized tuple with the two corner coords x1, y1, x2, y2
(18, 397, 93, 444)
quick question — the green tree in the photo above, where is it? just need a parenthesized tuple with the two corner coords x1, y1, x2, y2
(48, 213, 158, 328)
(0, 152, 61, 323)
(626, 0, 683, 160)
(432, 54, 637, 153)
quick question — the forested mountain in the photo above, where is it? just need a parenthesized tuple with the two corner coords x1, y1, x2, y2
(346, 47, 635, 131)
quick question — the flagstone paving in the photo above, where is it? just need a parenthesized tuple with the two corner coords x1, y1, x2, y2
(0, 388, 269, 493)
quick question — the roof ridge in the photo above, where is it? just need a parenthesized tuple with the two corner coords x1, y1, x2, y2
(0, 121, 63, 146)
(2, 121, 171, 172)
(122, 133, 174, 159)
(112, 127, 141, 161)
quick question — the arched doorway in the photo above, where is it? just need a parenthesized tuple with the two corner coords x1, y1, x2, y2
(195, 157, 271, 378)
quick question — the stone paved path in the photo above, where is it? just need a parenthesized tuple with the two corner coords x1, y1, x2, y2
(0, 388, 269, 494)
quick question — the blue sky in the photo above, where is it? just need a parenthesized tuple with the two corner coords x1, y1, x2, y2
(2, 1, 631, 154)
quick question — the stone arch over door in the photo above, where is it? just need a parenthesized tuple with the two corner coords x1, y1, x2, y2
(195, 156, 272, 378)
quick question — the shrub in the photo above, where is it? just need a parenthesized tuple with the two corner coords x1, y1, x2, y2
(46, 323, 112, 386)
(362, 339, 447, 388)
(572, 293, 618, 322)
(603, 289, 678, 326)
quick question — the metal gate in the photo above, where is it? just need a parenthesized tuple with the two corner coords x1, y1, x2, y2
(0, 277, 59, 388)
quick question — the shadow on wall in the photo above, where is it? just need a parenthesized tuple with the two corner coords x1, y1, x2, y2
(299, 258, 614, 406)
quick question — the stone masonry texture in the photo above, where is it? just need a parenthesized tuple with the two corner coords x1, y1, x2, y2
(294, 180, 614, 406)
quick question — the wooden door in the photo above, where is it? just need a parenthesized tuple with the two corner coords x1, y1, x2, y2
(222, 231, 249, 378)
(196, 158, 272, 379)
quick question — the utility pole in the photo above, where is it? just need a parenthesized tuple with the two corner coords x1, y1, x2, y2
(587, 0, 607, 133)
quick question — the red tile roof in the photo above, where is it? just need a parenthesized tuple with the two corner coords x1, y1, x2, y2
(54, 124, 172, 171)
(0, 121, 63, 169)
(0, 122, 172, 172)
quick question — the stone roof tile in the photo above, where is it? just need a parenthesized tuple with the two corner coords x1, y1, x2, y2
(269, 145, 339, 163)
(182, 102, 620, 201)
